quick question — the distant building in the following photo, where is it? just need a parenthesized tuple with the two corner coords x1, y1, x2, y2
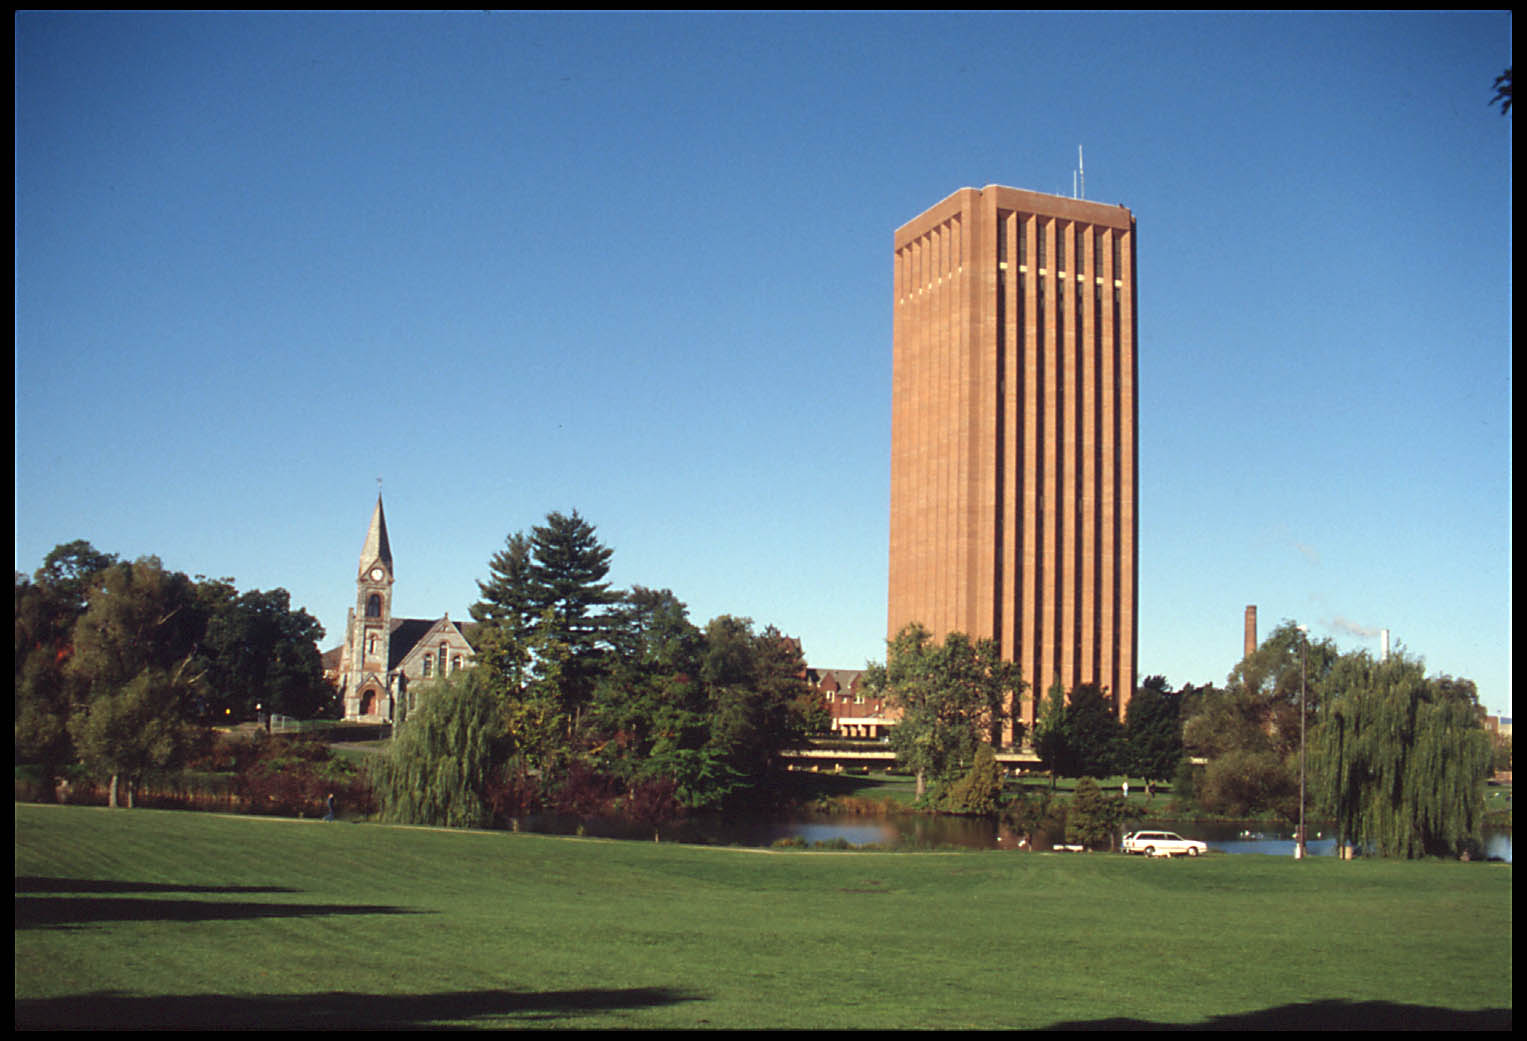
(322, 495, 475, 722)
(805, 667, 893, 740)
(888, 185, 1139, 734)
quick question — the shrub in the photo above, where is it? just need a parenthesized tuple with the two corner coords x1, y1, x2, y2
(486, 761, 544, 826)
(1065, 777, 1120, 850)
(1197, 749, 1296, 820)
(940, 744, 1004, 815)
(551, 759, 621, 817)
(621, 776, 685, 842)
(234, 736, 373, 819)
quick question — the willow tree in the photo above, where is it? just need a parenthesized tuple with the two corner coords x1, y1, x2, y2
(373, 668, 508, 829)
(1314, 651, 1492, 858)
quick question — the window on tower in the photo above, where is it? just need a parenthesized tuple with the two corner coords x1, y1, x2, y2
(366, 594, 381, 618)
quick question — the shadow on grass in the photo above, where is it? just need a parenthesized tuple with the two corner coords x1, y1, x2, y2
(14, 875, 426, 931)
(1045, 1000, 1511, 1031)
(14, 986, 704, 1029)
(16, 875, 298, 895)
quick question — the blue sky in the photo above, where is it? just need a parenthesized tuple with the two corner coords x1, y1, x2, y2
(15, 11, 1513, 716)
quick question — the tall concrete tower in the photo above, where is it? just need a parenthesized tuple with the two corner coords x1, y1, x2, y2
(887, 185, 1138, 729)
(1245, 605, 1258, 660)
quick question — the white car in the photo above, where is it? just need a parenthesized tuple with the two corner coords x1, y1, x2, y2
(1121, 830, 1208, 857)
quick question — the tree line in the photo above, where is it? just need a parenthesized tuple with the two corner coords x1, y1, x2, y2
(371, 510, 826, 832)
(866, 622, 1184, 807)
(15, 540, 334, 807)
(1182, 621, 1496, 858)
(869, 619, 1498, 858)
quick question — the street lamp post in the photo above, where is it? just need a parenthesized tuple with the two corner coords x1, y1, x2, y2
(1295, 625, 1308, 860)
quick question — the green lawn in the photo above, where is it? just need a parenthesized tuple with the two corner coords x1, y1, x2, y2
(14, 803, 1512, 1030)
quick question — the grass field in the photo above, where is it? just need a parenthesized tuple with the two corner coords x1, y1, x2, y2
(14, 804, 1512, 1030)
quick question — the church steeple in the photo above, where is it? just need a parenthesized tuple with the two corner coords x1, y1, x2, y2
(347, 493, 396, 720)
(358, 494, 393, 579)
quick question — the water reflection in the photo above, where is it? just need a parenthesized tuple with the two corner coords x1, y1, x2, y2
(511, 811, 1510, 861)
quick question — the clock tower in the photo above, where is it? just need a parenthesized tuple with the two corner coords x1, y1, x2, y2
(325, 492, 476, 723)
(345, 494, 395, 719)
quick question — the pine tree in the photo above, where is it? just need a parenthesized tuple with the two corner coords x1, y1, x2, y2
(528, 511, 620, 721)
(472, 511, 621, 722)
(944, 743, 1005, 815)
(471, 532, 536, 686)
(1066, 777, 1119, 850)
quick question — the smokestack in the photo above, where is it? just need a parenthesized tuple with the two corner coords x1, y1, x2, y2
(1244, 606, 1257, 660)
(1380, 629, 1390, 663)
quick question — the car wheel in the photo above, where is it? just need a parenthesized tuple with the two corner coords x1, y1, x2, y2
(1144, 846, 1154, 857)
(1188, 847, 1199, 857)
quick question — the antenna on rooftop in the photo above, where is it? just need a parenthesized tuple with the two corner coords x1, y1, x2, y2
(1078, 145, 1085, 200)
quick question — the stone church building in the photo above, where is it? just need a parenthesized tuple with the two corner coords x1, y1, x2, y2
(323, 496, 476, 722)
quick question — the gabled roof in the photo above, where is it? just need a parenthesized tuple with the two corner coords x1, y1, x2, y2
(807, 667, 866, 692)
(388, 615, 476, 671)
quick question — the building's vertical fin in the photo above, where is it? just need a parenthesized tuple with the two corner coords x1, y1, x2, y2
(1059, 220, 1079, 697)
(1019, 210, 1041, 726)
(1080, 225, 1100, 691)
(1038, 215, 1059, 699)
(1098, 225, 1118, 715)
(1118, 218, 1139, 716)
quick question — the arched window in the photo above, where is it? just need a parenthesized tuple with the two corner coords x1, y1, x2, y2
(422, 654, 433, 678)
(366, 594, 382, 618)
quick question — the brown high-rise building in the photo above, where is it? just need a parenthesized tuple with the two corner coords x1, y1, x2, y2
(888, 185, 1138, 732)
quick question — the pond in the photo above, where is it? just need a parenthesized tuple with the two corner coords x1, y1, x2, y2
(510, 810, 1512, 862)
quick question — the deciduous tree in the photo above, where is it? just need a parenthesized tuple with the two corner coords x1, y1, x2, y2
(1314, 651, 1493, 858)
(197, 585, 331, 722)
(15, 541, 122, 797)
(64, 557, 207, 806)
(1032, 679, 1072, 787)
(702, 616, 815, 804)
(373, 668, 508, 828)
(875, 624, 1017, 800)
(1065, 683, 1123, 778)
(1123, 675, 1183, 784)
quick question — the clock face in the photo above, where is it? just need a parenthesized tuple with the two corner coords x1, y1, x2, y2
(370, 567, 385, 581)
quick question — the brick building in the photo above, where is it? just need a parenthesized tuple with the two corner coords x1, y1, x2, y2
(888, 185, 1138, 734)
(805, 667, 892, 739)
